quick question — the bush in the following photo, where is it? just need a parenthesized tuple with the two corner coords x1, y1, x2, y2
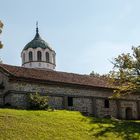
(28, 93, 49, 110)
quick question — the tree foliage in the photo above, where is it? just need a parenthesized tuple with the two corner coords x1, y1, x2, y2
(28, 93, 49, 110)
(90, 70, 109, 78)
(0, 20, 3, 49)
(110, 46, 140, 97)
(90, 71, 101, 77)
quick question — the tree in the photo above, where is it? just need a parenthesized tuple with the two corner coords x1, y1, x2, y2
(110, 46, 140, 97)
(90, 71, 109, 78)
(0, 20, 3, 49)
(28, 93, 49, 110)
(90, 71, 101, 77)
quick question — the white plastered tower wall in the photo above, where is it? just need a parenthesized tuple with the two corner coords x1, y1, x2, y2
(21, 25, 56, 70)
(21, 47, 56, 69)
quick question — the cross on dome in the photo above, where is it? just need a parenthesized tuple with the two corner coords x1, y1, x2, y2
(36, 21, 39, 33)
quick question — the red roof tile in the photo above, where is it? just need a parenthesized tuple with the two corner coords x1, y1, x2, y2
(0, 64, 112, 89)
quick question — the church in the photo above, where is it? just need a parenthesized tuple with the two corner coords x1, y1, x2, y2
(0, 25, 140, 120)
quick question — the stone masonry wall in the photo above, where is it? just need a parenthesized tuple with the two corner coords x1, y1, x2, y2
(0, 71, 10, 106)
(5, 93, 28, 108)
(72, 98, 93, 114)
(9, 81, 114, 115)
(4, 81, 140, 119)
(119, 101, 138, 119)
(48, 96, 63, 109)
(96, 99, 118, 118)
(0, 71, 10, 94)
(9, 82, 114, 98)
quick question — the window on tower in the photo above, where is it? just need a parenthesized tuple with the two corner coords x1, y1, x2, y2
(23, 53, 25, 63)
(29, 51, 33, 61)
(46, 52, 49, 62)
(52, 54, 55, 64)
(37, 51, 42, 61)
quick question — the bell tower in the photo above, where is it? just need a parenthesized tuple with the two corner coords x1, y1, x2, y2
(21, 23, 56, 70)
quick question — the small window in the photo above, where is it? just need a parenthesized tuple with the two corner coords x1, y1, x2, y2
(104, 99, 109, 108)
(29, 51, 33, 61)
(37, 51, 42, 61)
(68, 97, 73, 106)
(46, 52, 49, 62)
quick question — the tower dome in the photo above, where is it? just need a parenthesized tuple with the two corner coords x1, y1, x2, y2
(21, 23, 56, 70)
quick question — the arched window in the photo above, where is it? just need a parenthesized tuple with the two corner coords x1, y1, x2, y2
(37, 51, 42, 61)
(104, 99, 109, 108)
(23, 53, 25, 63)
(52, 54, 55, 64)
(29, 51, 33, 61)
(46, 52, 49, 62)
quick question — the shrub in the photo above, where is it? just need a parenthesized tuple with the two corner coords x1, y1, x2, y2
(28, 93, 49, 110)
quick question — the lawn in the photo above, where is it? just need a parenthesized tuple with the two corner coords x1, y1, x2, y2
(0, 109, 140, 140)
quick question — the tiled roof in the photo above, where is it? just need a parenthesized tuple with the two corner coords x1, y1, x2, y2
(0, 64, 112, 89)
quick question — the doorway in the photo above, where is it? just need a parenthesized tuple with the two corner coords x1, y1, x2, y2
(125, 107, 132, 120)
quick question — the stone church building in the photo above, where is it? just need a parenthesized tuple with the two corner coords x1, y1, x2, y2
(0, 26, 140, 120)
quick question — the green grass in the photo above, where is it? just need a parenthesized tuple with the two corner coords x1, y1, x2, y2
(0, 109, 140, 140)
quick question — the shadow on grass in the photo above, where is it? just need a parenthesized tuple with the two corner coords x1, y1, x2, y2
(88, 117, 140, 140)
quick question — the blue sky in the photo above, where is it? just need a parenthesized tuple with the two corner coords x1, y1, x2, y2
(1, 0, 140, 74)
